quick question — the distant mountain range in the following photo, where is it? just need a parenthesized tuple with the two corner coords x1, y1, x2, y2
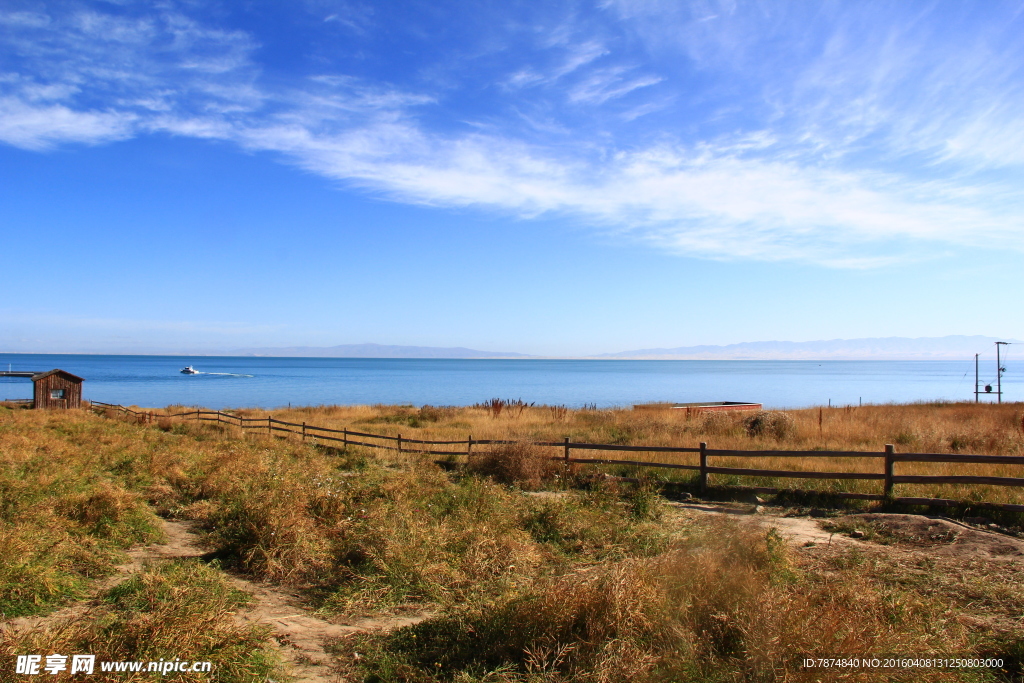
(232, 343, 533, 359)
(594, 335, 1021, 360)
(5, 336, 1017, 360)
(231, 336, 1019, 360)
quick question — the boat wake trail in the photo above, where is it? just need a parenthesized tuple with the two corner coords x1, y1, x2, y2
(196, 372, 255, 378)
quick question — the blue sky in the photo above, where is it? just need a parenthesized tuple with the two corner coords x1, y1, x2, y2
(2, 0, 1023, 356)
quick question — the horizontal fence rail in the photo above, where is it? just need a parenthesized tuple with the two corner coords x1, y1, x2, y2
(86, 401, 1024, 513)
(706, 448, 885, 458)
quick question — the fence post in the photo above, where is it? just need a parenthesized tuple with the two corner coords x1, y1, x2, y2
(699, 442, 708, 494)
(563, 436, 570, 462)
(467, 435, 473, 458)
(343, 428, 348, 448)
(268, 416, 272, 436)
(884, 444, 895, 499)
(398, 433, 403, 453)
(302, 422, 306, 442)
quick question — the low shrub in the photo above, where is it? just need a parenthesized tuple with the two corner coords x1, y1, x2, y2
(418, 406, 457, 423)
(467, 442, 560, 489)
(55, 482, 159, 545)
(625, 479, 664, 521)
(743, 411, 795, 440)
(696, 411, 735, 436)
(891, 430, 919, 446)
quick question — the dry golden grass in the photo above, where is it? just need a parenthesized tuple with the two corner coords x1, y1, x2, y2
(1, 559, 278, 683)
(187, 401, 1024, 505)
(467, 442, 564, 490)
(4, 404, 1023, 682)
(337, 518, 1023, 682)
(0, 405, 670, 615)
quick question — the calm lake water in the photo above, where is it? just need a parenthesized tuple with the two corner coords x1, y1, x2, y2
(1, 354, 1019, 410)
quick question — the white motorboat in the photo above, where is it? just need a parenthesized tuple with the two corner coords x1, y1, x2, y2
(180, 365, 199, 374)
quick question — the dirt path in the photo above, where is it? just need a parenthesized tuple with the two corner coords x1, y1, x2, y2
(3, 519, 433, 683)
(2, 520, 209, 635)
(669, 501, 1024, 561)
(669, 502, 866, 549)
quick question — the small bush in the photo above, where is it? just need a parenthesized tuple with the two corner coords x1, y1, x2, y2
(418, 405, 456, 422)
(948, 434, 977, 452)
(55, 482, 158, 544)
(468, 442, 560, 489)
(626, 480, 664, 521)
(696, 411, 735, 435)
(203, 480, 332, 584)
(743, 411, 794, 440)
(892, 430, 918, 446)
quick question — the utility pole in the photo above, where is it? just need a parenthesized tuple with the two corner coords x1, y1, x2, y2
(975, 353, 980, 403)
(996, 342, 1009, 404)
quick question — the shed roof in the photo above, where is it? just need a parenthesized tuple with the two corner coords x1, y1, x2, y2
(31, 369, 85, 383)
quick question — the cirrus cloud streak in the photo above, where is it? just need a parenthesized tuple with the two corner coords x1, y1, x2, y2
(2, 1, 1023, 267)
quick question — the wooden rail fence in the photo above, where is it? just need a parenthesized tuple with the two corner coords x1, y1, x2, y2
(88, 401, 1024, 513)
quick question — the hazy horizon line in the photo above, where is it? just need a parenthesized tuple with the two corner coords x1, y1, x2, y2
(2, 334, 1018, 361)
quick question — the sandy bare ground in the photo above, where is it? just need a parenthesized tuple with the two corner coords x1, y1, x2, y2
(2, 519, 432, 683)
(668, 502, 862, 548)
(530, 489, 1024, 561)
(669, 501, 1024, 561)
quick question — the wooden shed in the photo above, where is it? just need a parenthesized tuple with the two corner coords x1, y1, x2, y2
(32, 369, 84, 410)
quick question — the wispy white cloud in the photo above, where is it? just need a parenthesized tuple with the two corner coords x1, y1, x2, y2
(568, 67, 661, 104)
(778, 12, 1024, 171)
(0, 11, 51, 28)
(2, 1, 1024, 267)
(0, 3, 260, 146)
(551, 39, 608, 79)
(605, 0, 1024, 172)
(504, 38, 608, 90)
(225, 114, 1020, 265)
(0, 96, 135, 149)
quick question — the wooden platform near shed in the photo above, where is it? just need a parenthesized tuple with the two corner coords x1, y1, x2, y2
(634, 401, 762, 412)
